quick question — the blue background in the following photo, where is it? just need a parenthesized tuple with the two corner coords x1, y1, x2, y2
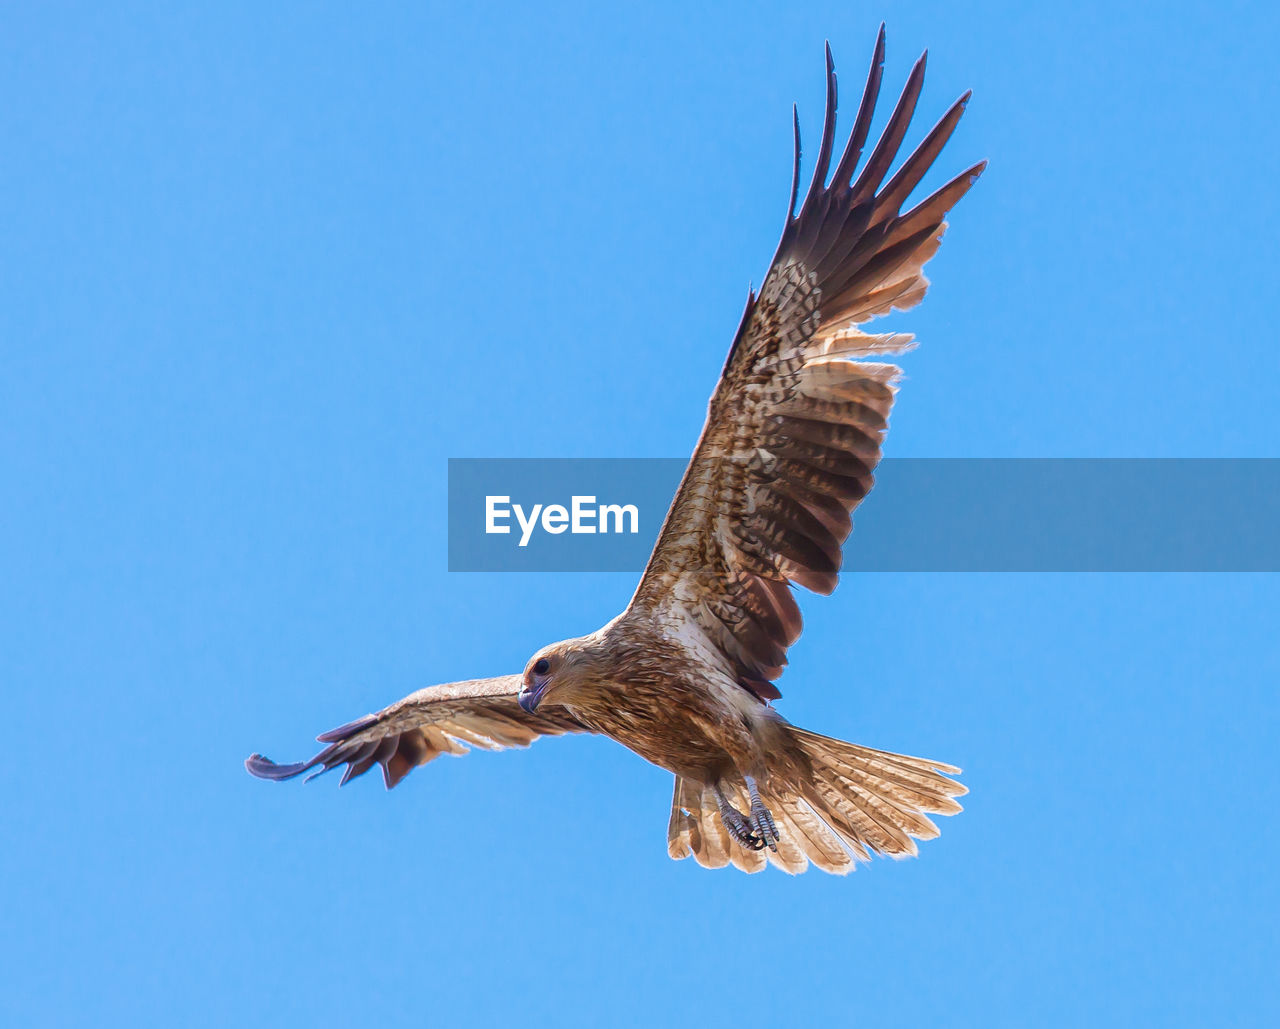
(3, 2, 1278, 1026)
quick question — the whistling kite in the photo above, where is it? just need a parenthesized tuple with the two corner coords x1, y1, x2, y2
(247, 27, 984, 874)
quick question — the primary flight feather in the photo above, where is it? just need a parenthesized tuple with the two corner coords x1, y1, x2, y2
(247, 26, 985, 875)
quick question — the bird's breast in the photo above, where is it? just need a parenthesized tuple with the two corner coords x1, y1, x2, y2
(567, 673, 759, 780)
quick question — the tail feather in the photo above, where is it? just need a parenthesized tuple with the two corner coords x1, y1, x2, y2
(695, 784, 733, 869)
(837, 752, 966, 816)
(666, 726, 965, 875)
(795, 726, 965, 862)
(818, 764, 941, 841)
(762, 800, 818, 874)
(801, 740, 963, 816)
(770, 792, 849, 873)
(808, 768, 918, 856)
(666, 776, 699, 861)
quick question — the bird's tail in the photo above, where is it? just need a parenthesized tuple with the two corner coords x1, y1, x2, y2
(667, 727, 966, 875)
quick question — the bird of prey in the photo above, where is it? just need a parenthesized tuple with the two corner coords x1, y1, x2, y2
(247, 27, 985, 875)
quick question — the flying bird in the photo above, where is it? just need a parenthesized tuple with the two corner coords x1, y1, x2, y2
(247, 27, 985, 875)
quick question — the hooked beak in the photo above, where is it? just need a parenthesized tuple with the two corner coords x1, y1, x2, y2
(517, 682, 543, 714)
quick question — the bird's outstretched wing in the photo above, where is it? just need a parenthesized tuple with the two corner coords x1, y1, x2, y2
(625, 28, 984, 700)
(245, 676, 586, 789)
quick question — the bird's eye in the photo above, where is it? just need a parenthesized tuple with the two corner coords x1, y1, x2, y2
(533, 658, 550, 676)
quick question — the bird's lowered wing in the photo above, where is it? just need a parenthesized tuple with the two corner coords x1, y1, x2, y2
(625, 29, 984, 700)
(245, 676, 586, 789)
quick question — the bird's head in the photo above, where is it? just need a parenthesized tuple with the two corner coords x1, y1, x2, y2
(517, 637, 600, 714)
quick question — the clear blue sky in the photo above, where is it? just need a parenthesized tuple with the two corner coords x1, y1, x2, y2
(3, 2, 1278, 1026)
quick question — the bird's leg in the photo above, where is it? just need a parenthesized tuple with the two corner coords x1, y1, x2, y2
(712, 781, 765, 851)
(744, 774, 780, 852)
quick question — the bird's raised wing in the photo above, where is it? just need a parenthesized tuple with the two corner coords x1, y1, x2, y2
(245, 676, 586, 789)
(625, 29, 984, 701)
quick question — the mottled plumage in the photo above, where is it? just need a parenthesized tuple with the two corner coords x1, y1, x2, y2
(247, 27, 983, 875)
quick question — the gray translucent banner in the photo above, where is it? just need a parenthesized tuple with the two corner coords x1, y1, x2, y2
(447, 458, 1280, 572)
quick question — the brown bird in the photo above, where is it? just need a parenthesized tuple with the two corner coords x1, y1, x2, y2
(247, 27, 985, 875)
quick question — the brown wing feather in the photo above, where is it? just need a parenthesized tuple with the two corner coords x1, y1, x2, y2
(624, 28, 984, 699)
(245, 676, 586, 789)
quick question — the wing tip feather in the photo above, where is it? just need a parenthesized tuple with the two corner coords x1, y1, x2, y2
(245, 753, 309, 781)
(316, 714, 378, 743)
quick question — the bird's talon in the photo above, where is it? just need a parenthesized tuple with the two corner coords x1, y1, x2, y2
(715, 776, 783, 853)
